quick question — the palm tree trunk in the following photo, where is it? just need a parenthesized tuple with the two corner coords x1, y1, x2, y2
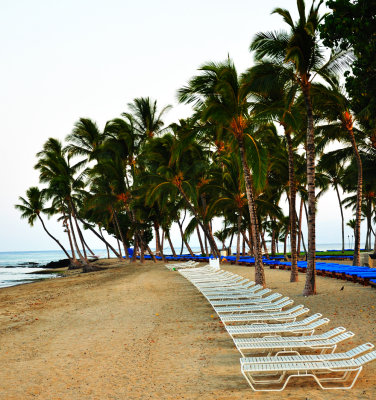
(83, 238, 95, 257)
(68, 213, 88, 267)
(161, 230, 165, 253)
(140, 232, 145, 263)
(236, 212, 242, 264)
(68, 200, 89, 263)
(334, 185, 345, 253)
(271, 226, 276, 257)
(241, 230, 252, 250)
(74, 219, 88, 260)
(261, 230, 269, 259)
(179, 211, 186, 255)
(113, 214, 126, 259)
(113, 210, 130, 260)
(75, 215, 122, 259)
(155, 227, 160, 255)
(301, 82, 316, 296)
(126, 207, 156, 262)
(284, 233, 288, 259)
(63, 216, 77, 264)
(99, 226, 110, 258)
(144, 242, 157, 262)
(301, 230, 307, 255)
(303, 201, 309, 257)
(204, 234, 209, 255)
(196, 225, 205, 255)
(177, 219, 194, 256)
(348, 127, 363, 265)
(248, 227, 253, 256)
(177, 185, 220, 257)
(297, 198, 304, 257)
(285, 128, 298, 282)
(237, 135, 265, 286)
(132, 235, 138, 262)
(201, 194, 220, 257)
(114, 222, 122, 257)
(229, 231, 235, 253)
(206, 222, 219, 256)
(154, 222, 165, 261)
(37, 214, 72, 261)
(365, 200, 371, 250)
(242, 235, 246, 256)
(166, 231, 177, 257)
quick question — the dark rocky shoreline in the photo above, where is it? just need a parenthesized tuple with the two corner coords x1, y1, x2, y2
(43, 259, 71, 269)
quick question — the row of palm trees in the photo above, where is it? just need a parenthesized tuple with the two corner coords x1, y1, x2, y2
(16, 0, 376, 294)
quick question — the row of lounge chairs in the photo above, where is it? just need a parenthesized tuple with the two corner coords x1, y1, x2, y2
(147, 252, 376, 287)
(171, 260, 376, 391)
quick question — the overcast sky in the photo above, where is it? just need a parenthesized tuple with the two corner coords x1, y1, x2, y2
(0, 0, 365, 252)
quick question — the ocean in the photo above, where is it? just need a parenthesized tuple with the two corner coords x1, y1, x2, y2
(0, 249, 109, 289)
(0, 243, 347, 289)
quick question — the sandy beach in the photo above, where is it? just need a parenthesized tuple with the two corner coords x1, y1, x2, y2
(0, 259, 375, 399)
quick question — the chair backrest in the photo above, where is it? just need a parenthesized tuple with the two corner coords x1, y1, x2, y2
(346, 343, 375, 358)
(329, 330, 354, 343)
(295, 313, 321, 325)
(353, 350, 376, 366)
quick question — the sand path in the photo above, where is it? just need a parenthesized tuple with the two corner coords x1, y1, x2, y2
(0, 260, 375, 399)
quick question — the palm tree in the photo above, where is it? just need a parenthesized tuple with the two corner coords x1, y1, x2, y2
(347, 219, 356, 235)
(205, 153, 248, 263)
(143, 132, 220, 257)
(317, 153, 346, 252)
(244, 61, 302, 281)
(313, 83, 364, 264)
(65, 118, 105, 161)
(15, 187, 74, 263)
(178, 59, 268, 286)
(87, 156, 132, 260)
(213, 229, 229, 252)
(123, 97, 171, 140)
(34, 138, 91, 269)
(250, 0, 350, 295)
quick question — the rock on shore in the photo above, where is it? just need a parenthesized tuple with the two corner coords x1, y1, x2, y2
(44, 259, 71, 269)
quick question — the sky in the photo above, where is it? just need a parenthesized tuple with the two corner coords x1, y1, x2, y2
(0, 0, 366, 252)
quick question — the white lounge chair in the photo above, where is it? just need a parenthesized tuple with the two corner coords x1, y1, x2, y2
(240, 343, 374, 366)
(241, 350, 376, 391)
(208, 293, 282, 306)
(183, 271, 234, 281)
(166, 260, 199, 270)
(220, 305, 309, 325)
(199, 282, 259, 295)
(193, 278, 250, 288)
(233, 327, 353, 357)
(226, 315, 329, 339)
(215, 298, 293, 315)
(203, 287, 271, 299)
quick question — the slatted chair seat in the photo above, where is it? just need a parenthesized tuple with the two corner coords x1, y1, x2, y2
(220, 306, 309, 325)
(241, 350, 376, 391)
(234, 329, 353, 357)
(208, 293, 282, 306)
(226, 316, 329, 338)
(215, 298, 293, 314)
(240, 343, 374, 366)
(200, 283, 261, 295)
(194, 278, 250, 288)
(226, 313, 322, 333)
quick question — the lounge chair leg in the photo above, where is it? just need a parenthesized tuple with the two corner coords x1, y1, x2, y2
(312, 368, 362, 390)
